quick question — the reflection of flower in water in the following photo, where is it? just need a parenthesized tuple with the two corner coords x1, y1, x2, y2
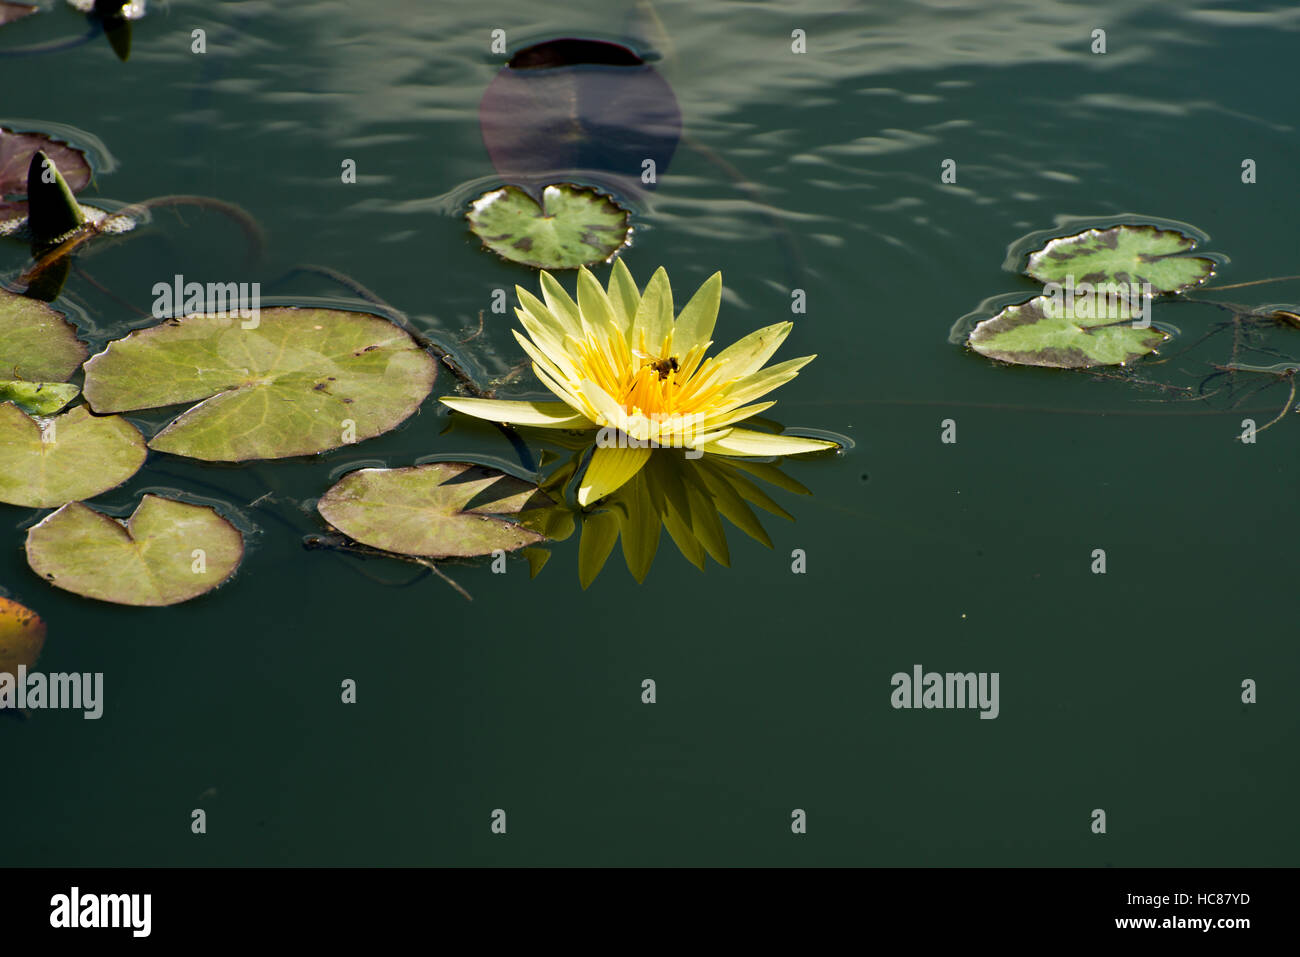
(519, 442, 815, 588)
(441, 263, 836, 506)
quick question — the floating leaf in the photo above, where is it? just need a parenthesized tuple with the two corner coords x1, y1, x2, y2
(0, 404, 147, 507)
(0, 289, 87, 381)
(467, 184, 630, 270)
(479, 38, 680, 195)
(26, 495, 242, 607)
(82, 308, 437, 461)
(317, 462, 546, 558)
(0, 380, 79, 414)
(0, 128, 92, 225)
(0, 3, 39, 27)
(0, 596, 45, 681)
(1024, 224, 1215, 295)
(968, 295, 1168, 369)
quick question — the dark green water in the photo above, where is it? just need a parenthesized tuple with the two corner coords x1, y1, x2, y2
(2, 0, 1296, 865)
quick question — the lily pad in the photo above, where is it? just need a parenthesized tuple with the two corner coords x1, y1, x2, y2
(467, 183, 630, 270)
(0, 289, 87, 381)
(317, 462, 547, 558)
(968, 295, 1168, 369)
(479, 38, 681, 195)
(0, 3, 38, 26)
(0, 128, 92, 225)
(26, 494, 243, 607)
(0, 596, 45, 680)
(0, 404, 147, 507)
(0, 380, 79, 414)
(1024, 224, 1215, 295)
(82, 307, 438, 461)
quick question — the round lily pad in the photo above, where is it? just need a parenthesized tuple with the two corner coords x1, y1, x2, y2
(467, 183, 631, 270)
(0, 380, 79, 415)
(968, 295, 1169, 369)
(0, 404, 147, 508)
(26, 495, 243, 607)
(0, 128, 92, 225)
(82, 308, 438, 461)
(0, 596, 45, 679)
(317, 462, 546, 558)
(1024, 224, 1215, 295)
(0, 289, 87, 381)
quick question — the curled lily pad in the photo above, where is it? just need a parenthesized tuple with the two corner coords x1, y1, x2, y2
(968, 295, 1168, 369)
(317, 462, 546, 558)
(0, 596, 45, 681)
(467, 183, 630, 270)
(0, 404, 147, 507)
(1024, 224, 1215, 295)
(0, 128, 92, 225)
(0, 380, 79, 414)
(82, 307, 438, 461)
(0, 289, 87, 381)
(26, 494, 242, 607)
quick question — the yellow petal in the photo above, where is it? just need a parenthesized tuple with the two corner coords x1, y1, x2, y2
(578, 444, 652, 506)
(714, 355, 815, 410)
(439, 397, 594, 429)
(539, 271, 585, 336)
(633, 267, 674, 351)
(606, 259, 640, 338)
(695, 427, 838, 457)
(711, 322, 793, 379)
(671, 271, 721, 357)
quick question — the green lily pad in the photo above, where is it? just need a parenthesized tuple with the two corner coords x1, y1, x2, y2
(0, 128, 92, 225)
(0, 404, 147, 507)
(0, 596, 45, 681)
(317, 462, 547, 558)
(82, 308, 438, 461)
(26, 494, 243, 607)
(467, 183, 631, 270)
(0, 290, 87, 381)
(968, 295, 1168, 369)
(1024, 224, 1215, 295)
(0, 380, 79, 414)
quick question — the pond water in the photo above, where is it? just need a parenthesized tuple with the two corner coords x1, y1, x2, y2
(2, 0, 1296, 865)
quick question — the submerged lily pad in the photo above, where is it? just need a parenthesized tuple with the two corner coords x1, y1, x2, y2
(0, 290, 87, 381)
(0, 380, 79, 414)
(467, 183, 630, 270)
(26, 494, 242, 607)
(0, 3, 38, 26)
(82, 308, 438, 461)
(0, 128, 92, 225)
(0, 596, 45, 679)
(968, 295, 1168, 369)
(317, 462, 546, 558)
(479, 38, 681, 195)
(1024, 224, 1215, 295)
(0, 404, 147, 507)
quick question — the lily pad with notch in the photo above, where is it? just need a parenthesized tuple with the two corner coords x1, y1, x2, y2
(1024, 224, 1215, 295)
(0, 404, 147, 507)
(317, 462, 547, 558)
(82, 307, 438, 461)
(467, 183, 630, 270)
(25, 494, 242, 607)
(0, 288, 87, 380)
(968, 295, 1169, 369)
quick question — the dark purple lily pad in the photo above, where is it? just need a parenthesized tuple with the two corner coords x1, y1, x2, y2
(0, 128, 92, 224)
(0, 3, 38, 26)
(479, 38, 681, 194)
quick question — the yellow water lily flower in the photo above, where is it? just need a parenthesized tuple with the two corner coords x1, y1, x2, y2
(441, 262, 836, 505)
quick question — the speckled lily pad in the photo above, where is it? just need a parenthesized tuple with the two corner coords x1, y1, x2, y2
(467, 183, 630, 270)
